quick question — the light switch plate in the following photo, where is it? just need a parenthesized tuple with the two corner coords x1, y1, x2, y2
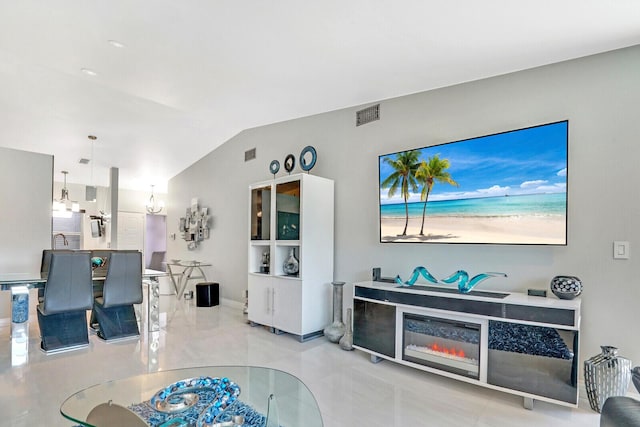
(613, 241, 629, 259)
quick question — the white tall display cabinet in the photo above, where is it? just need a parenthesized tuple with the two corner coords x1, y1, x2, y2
(248, 173, 334, 341)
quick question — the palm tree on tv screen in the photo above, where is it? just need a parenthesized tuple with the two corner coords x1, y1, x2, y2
(381, 150, 420, 236)
(416, 155, 458, 235)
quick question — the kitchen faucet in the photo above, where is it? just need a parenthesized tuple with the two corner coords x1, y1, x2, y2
(53, 233, 68, 249)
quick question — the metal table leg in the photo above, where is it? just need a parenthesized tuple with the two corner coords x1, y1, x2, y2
(165, 264, 183, 295)
(146, 277, 160, 332)
(176, 266, 207, 297)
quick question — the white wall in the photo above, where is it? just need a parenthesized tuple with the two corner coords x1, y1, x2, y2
(0, 147, 52, 271)
(168, 45, 640, 366)
(0, 147, 53, 317)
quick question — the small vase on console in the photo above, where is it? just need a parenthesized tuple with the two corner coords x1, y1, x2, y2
(324, 281, 346, 343)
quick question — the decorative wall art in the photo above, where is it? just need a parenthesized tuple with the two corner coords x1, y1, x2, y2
(284, 154, 295, 173)
(268, 145, 318, 178)
(179, 198, 211, 250)
(299, 145, 317, 172)
(269, 160, 280, 177)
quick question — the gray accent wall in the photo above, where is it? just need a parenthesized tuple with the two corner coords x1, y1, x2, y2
(169, 45, 640, 366)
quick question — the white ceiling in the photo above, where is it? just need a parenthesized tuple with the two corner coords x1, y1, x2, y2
(1, 1, 639, 191)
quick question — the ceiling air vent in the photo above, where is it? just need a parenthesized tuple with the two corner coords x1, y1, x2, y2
(244, 148, 257, 162)
(356, 104, 380, 126)
(79, 158, 90, 164)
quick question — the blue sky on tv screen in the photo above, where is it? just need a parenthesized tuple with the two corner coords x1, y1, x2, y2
(379, 121, 568, 205)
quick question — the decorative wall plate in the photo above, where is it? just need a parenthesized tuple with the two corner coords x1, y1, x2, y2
(299, 145, 317, 172)
(284, 154, 295, 173)
(269, 160, 280, 176)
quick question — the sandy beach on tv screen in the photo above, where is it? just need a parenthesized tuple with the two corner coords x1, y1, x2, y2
(380, 215, 566, 244)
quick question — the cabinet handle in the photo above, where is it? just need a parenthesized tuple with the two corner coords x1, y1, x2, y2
(271, 288, 276, 314)
(266, 287, 271, 313)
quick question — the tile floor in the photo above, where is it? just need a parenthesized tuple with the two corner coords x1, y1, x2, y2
(0, 296, 605, 427)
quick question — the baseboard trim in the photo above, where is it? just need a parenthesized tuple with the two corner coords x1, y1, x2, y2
(220, 298, 243, 310)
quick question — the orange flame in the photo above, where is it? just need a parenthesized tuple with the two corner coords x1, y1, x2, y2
(428, 342, 465, 358)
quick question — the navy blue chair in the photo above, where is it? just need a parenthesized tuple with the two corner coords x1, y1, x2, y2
(37, 251, 93, 353)
(91, 251, 143, 341)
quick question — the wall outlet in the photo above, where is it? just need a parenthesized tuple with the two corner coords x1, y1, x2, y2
(613, 241, 629, 259)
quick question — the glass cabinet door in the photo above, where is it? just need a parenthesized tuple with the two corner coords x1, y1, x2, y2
(275, 181, 300, 240)
(250, 186, 271, 240)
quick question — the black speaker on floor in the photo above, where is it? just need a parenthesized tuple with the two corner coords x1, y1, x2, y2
(196, 282, 219, 307)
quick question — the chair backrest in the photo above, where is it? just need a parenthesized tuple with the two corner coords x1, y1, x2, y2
(102, 251, 143, 307)
(42, 251, 93, 314)
(633, 366, 640, 393)
(40, 249, 74, 273)
(148, 251, 166, 271)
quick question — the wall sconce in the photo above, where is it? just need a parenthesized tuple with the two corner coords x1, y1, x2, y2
(146, 185, 165, 215)
(53, 171, 80, 218)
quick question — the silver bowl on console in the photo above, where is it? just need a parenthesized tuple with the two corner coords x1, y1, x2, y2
(550, 275, 582, 300)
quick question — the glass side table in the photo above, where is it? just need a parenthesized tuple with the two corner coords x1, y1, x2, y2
(60, 366, 323, 427)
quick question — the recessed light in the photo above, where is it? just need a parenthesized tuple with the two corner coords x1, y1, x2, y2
(81, 68, 98, 76)
(108, 40, 125, 48)
(88, 135, 97, 140)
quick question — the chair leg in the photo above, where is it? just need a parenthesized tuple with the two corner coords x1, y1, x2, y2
(89, 309, 99, 331)
(37, 309, 89, 353)
(93, 304, 140, 341)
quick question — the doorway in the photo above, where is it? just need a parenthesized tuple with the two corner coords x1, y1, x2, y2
(145, 214, 167, 271)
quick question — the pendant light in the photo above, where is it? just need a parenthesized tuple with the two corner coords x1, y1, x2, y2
(53, 171, 80, 218)
(146, 185, 164, 214)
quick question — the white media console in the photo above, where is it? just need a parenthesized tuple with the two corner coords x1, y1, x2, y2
(352, 281, 581, 409)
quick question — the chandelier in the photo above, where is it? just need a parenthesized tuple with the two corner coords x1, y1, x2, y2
(146, 185, 164, 214)
(53, 171, 80, 218)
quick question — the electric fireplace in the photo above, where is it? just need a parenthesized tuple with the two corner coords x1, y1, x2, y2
(354, 282, 581, 408)
(402, 313, 481, 380)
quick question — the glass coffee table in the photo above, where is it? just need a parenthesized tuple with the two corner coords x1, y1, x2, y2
(60, 366, 323, 427)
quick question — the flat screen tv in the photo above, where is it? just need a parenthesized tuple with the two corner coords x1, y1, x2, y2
(379, 120, 568, 245)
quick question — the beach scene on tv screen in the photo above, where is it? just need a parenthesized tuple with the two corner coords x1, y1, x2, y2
(379, 121, 568, 244)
